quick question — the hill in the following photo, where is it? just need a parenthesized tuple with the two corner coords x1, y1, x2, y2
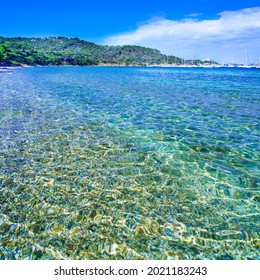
(0, 36, 187, 66)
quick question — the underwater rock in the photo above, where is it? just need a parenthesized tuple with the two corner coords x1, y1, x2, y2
(2, 178, 14, 186)
(135, 225, 146, 235)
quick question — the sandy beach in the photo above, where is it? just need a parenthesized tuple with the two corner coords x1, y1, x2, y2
(0, 66, 27, 73)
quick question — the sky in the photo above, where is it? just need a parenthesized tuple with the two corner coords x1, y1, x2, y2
(1, 0, 260, 63)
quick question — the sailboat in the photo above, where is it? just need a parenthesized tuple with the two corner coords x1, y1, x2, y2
(238, 49, 254, 68)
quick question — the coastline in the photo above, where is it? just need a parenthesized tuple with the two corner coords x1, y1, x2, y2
(0, 65, 29, 72)
(1, 64, 259, 71)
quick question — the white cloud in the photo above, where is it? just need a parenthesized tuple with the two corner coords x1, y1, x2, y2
(186, 13, 202, 18)
(103, 7, 260, 63)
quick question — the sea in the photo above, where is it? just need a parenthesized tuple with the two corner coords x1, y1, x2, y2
(0, 66, 259, 260)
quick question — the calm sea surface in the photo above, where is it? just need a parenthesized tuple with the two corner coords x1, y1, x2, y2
(0, 66, 259, 259)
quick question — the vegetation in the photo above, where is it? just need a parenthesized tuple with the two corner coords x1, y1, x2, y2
(0, 38, 99, 66)
(0, 36, 200, 66)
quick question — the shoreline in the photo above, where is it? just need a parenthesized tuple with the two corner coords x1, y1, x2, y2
(1, 64, 259, 71)
(0, 65, 28, 72)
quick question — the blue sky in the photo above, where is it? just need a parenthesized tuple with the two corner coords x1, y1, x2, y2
(1, 0, 260, 63)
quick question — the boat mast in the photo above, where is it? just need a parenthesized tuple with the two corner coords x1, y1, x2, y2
(245, 49, 248, 66)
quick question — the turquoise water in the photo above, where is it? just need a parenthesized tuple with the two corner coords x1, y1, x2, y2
(0, 66, 259, 260)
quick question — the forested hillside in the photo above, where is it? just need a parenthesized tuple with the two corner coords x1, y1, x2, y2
(0, 36, 184, 66)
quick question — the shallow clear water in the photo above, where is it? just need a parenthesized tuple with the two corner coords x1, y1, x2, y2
(0, 66, 259, 260)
